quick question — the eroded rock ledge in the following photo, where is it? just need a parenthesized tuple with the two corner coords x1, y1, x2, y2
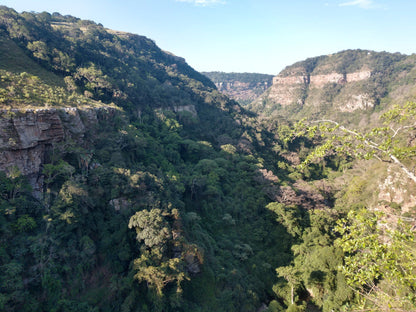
(0, 106, 117, 194)
(272, 70, 371, 87)
(265, 70, 373, 111)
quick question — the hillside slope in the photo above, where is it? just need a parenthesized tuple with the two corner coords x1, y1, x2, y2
(0, 6, 415, 312)
(0, 6, 291, 312)
(249, 50, 416, 124)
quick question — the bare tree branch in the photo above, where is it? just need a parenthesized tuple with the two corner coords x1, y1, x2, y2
(311, 119, 416, 184)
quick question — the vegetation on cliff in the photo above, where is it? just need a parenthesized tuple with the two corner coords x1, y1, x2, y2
(0, 6, 287, 311)
(202, 72, 273, 106)
(249, 49, 416, 125)
(0, 6, 415, 312)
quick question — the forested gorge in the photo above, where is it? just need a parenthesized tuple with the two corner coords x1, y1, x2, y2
(0, 6, 415, 312)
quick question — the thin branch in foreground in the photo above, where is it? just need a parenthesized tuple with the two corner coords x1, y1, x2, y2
(310, 119, 416, 184)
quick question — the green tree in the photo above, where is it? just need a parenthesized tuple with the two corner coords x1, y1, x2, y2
(128, 209, 187, 296)
(275, 265, 301, 305)
(335, 208, 416, 311)
(290, 102, 416, 183)
(128, 208, 171, 251)
(267, 202, 303, 238)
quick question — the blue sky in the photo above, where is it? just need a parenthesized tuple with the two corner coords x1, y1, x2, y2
(1, 0, 415, 74)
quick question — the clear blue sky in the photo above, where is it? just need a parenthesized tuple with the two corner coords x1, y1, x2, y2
(1, 0, 415, 75)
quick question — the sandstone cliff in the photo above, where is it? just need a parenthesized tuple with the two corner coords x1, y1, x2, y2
(215, 80, 271, 104)
(202, 72, 273, 105)
(0, 106, 116, 195)
(250, 50, 414, 118)
(267, 69, 372, 110)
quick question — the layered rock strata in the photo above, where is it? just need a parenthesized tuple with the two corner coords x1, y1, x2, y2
(268, 70, 372, 108)
(215, 80, 271, 103)
(0, 107, 115, 195)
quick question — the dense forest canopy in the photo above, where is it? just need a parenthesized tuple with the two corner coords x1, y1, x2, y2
(0, 6, 415, 312)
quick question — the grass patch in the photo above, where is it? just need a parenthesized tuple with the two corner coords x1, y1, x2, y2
(0, 33, 64, 87)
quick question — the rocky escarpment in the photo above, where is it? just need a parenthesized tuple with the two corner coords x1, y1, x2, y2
(272, 70, 371, 87)
(215, 80, 272, 104)
(202, 72, 273, 105)
(378, 166, 416, 214)
(0, 106, 117, 195)
(250, 50, 414, 117)
(261, 68, 372, 111)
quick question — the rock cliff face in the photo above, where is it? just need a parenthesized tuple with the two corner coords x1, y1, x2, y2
(250, 50, 413, 117)
(266, 69, 372, 109)
(202, 72, 273, 105)
(272, 70, 371, 87)
(0, 106, 115, 195)
(378, 166, 416, 214)
(215, 80, 271, 104)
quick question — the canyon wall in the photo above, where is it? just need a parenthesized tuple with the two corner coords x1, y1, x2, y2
(215, 80, 271, 104)
(272, 70, 371, 87)
(202, 72, 274, 105)
(267, 70, 372, 109)
(0, 106, 116, 195)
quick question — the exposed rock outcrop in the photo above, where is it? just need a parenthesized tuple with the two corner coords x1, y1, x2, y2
(173, 104, 197, 117)
(215, 80, 271, 104)
(155, 104, 198, 118)
(202, 72, 274, 105)
(378, 166, 416, 213)
(267, 70, 372, 109)
(272, 70, 371, 87)
(0, 106, 116, 195)
(264, 180, 328, 211)
(340, 93, 374, 112)
(250, 50, 414, 116)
